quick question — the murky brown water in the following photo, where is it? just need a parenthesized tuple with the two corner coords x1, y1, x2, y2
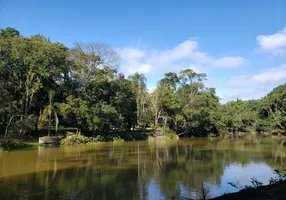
(0, 136, 285, 199)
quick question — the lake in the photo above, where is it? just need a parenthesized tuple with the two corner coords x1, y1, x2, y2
(0, 136, 285, 199)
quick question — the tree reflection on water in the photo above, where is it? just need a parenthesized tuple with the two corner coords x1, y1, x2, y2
(0, 137, 285, 200)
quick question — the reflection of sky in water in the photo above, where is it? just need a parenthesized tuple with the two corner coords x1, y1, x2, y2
(147, 179, 165, 200)
(147, 162, 277, 199)
(205, 162, 277, 198)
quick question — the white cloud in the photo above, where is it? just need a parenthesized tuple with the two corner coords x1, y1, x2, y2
(213, 56, 248, 68)
(118, 40, 246, 76)
(257, 28, 286, 57)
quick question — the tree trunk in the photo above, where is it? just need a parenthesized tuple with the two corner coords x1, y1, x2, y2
(176, 121, 179, 134)
(25, 89, 29, 114)
(48, 112, 51, 137)
(154, 116, 159, 136)
(269, 106, 284, 130)
(137, 98, 140, 126)
(19, 115, 23, 135)
(22, 83, 29, 136)
(5, 116, 15, 138)
(164, 116, 168, 126)
(76, 128, 81, 136)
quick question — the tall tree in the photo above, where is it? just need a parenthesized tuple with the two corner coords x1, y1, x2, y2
(129, 72, 147, 128)
(149, 88, 163, 136)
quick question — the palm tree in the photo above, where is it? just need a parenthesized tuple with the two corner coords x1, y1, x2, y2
(38, 90, 59, 136)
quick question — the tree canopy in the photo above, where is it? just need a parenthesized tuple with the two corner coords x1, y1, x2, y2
(0, 27, 285, 138)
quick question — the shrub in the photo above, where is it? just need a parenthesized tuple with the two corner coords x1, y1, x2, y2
(164, 130, 179, 140)
(65, 131, 76, 137)
(112, 136, 124, 143)
(208, 133, 217, 140)
(148, 135, 155, 141)
(160, 126, 179, 140)
(60, 135, 124, 145)
(60, 135, 98, 145)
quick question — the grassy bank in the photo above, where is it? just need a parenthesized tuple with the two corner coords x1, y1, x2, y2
(0, 138, 40, 151)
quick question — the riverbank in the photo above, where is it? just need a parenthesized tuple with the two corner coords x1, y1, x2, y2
(1, 130, 285, 151)
(212, 180, 286, 200)
(0, 130, 151, 150)
(59, 131, 180, 145)
(0, 138, 40, 151)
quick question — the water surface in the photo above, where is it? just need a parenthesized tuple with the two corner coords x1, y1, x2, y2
(0, 137, 285, 199)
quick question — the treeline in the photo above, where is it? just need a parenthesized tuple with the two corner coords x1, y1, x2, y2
(0, 27, 285, 138)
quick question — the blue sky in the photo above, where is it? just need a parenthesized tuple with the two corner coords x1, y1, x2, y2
(1, 0, 285, 102)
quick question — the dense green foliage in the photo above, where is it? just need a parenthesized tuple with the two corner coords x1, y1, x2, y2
(0, 27, 285, 140)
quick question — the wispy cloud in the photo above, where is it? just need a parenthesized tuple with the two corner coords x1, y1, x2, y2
(223, 64, 286, 102)
(119, 48, 145, 60)
(229, 64, 286, 87)
(222, 88, 269, 102)
(213, 56, 248, 68)
(251, 65, 286, 84)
